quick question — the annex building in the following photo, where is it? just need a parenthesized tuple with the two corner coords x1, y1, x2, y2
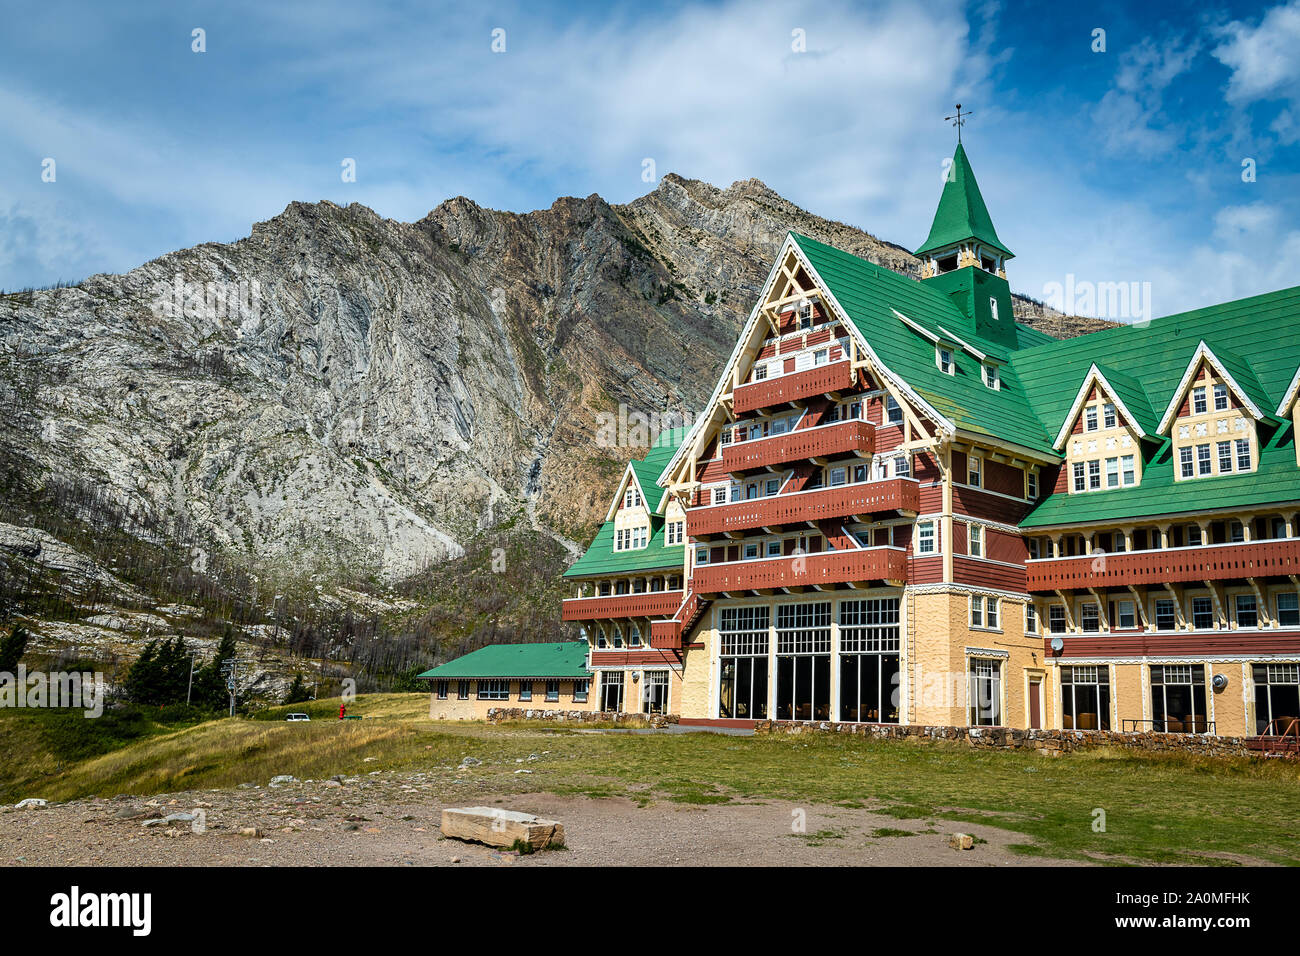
(553, 143, 1300, 737)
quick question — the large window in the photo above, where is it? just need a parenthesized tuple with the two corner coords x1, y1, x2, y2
(1060, 665, 1110, 730)
(1235, 594, 1258, 629)
(1150, 664, 1208, 733)
(599, 671, 624, 712)
(1253, 664, 1299, 734)
(641, 670, 670, 715)
(917, 521, 936, 554)
(572, 679, 588, 703)
(718, 606, 770, 720)
(968, 658, 1002, 726)
(838, 598, 900, 723)
(477, 679, 509, 700)
(775, 602, 831, 722)
(1278, 592, 1300, 627)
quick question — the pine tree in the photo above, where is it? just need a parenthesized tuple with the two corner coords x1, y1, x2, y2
(284, 673, 311, 705)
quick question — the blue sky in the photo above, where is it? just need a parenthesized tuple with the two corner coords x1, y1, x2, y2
(1, 0, 1297, 317)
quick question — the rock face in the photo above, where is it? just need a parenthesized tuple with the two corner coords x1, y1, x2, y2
(0, 174, 1100, 585)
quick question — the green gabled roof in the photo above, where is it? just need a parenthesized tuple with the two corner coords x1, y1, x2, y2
(629, 426, 689, 507)
(1015, 285, 1300, 527)
(914, 144, 1013, 260)
(416, 641, 590, 680)
(792, 232, 1055, 454)
(564, 428, 690, 579)
(1089, 362, 1158, 436)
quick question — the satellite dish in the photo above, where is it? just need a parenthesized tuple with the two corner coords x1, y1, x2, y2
(1212, 673, 1229, 690)
(1050, 637, 1064, 654)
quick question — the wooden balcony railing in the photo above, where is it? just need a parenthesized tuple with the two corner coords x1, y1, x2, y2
(1025, 538, 1300, 591)
(562, 589, 685, 621)
(687, 478, 920, 537)
(723, 419, 875, 473)
(649, 590, 709, 649)
(692, 547, 907, 594)
(732, 360, 857, 414)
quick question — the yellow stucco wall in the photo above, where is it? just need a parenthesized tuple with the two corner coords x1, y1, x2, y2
(427, 678, 596, 720)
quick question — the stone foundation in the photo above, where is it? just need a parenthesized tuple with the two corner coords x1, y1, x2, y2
(486, 707, 679, 729)
(753, 720, 1258, 759)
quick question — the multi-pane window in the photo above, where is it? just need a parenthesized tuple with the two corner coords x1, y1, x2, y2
(1154, 599, 1177, 631)
(1103, 403, 1117, 428)
(477, 679, 509, 700)
(572, 679, 588, 703)
(1278, 592, 1300, 627)
(666, 520, 684, 545)
(1027, 471, 1038, 500)
(968, 658, 1002, 726)
(938, 347, 953, 374)
(970, 595, 999, 629)
(599, 672, 624, 711)
(1105, 457, 1119, 488)
(1213, 383, 1229, 411)
(1084, 406, 1098, 431)
(641, 670, 670, 715)
(1049, 605, 1067, 634)
(1253, 664, 1299, 734)
(983, 364, 999, 389)
(1192, 596, 1214, 630)
(435, 680, 449, 700)
(1197, 444, 1212, 475)
(457, 680, 470, 700)
(839, 598, 901, 723)
(968, 456, 981, 487)
(894, 455, 910, 478)
(519, 681, 532, 702)
(1236, 438, 1251, 471)
(775, 602, 832, 722)
(1150, 664, 1208, 733)
(1116, 600, 1136, 629)
(1088, 460, 1101, 490)
(1180, 446, 1194, 478)
(1025, 602, 1037, 634)
(1080, 602, 1100, 632)
(1061, 665, 1110, 730)
(1192, 386, 1207, 414)
(718, 606, 770, 720)
(885, 395, 903, 425)
(1235, 594, 1258, 628)
(1073, 461, 1086, 492)
(917, 521, 936, 554)
(1121, 455, 1136, 485)
(1217, 441, 1234, 473)
(968, 523, 983, 558)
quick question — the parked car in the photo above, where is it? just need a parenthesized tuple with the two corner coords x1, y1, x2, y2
(285, 712, 311, 722)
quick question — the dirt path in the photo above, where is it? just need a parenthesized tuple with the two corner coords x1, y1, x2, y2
(0, 770, 1081, 867)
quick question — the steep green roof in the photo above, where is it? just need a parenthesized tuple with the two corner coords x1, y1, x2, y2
(564, 428, 690, 579)
(793, 232, 1054, 454)
(416, 641, 590, 680)
(913, 144, 1013, 260)
(1015, 285, 1300, 527)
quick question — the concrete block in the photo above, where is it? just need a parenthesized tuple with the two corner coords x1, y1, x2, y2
(440, 806, 565, 850)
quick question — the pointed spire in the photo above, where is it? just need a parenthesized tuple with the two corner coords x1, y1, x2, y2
(914, 143, 1013, 261)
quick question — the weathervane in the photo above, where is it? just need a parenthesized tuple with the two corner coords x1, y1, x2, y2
(944, 103, 972, 144)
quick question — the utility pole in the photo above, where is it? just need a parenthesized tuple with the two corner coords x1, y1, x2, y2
(220, 658, 252, 717)
(186, 650, 198, 705)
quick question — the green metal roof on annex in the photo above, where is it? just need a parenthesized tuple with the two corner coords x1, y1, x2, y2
(913, 143, 1014, 260)
(563, 427, 690, 579)
(416, 641, 590, 680)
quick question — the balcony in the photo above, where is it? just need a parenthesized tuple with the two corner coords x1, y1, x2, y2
(687, 478, 920, 537)
(733, 360, 857, 414)
(1026, 538, 1300, 591)
(562, 589, 685, 621)
(692, 547, 907, 594)
(723, 419, 875, 474)
(649, 590, 709, 649)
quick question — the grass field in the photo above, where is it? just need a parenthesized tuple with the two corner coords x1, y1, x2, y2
(3, 694, 1299, 866)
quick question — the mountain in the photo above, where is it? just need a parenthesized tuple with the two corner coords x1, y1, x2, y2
(0, 174, 1104, 687)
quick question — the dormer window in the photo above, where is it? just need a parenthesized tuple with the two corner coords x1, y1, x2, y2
(1084, 406, 1098, 431)
(1192, 386, 1207, 415)
(937, 254, 958, 273)
(1103, 403, 1117, 428)
(982, 363, 999, 389)
(624, 487, 641, 509)
(1213, 383, 1229, 411)
(937, 347, 954, 374)
(798, 299, 813, 329)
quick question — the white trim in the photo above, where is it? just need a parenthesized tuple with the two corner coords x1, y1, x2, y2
(1156, 340, 1268, 434)
(935, 323, 988, 363)
(1025, 536, 1296, 564)
(1052, 363, 1149, 450)
(1276, 363, 1300, 418)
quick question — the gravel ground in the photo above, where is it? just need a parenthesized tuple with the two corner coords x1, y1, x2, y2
(0, 769, 1081, 867)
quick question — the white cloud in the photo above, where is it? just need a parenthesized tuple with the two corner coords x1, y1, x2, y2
(1092, 34, 1201, 157)
(1212, 0, 1300, 105)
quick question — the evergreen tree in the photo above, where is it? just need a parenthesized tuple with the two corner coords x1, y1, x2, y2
(284, 673, 311, 705)
(0, 625, 29, 673)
